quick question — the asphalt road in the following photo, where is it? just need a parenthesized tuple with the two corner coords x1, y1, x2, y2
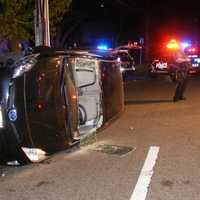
(1, 75, 200, 200)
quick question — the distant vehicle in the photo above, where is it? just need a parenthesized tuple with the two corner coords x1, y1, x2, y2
(149, 40, 200, 80)
(149, 57, 200, 81)
(114, 43, 142, 65)
(112, 49, 135, 72)
(0, 48, 124, 165)
(184, 47, 200, 75)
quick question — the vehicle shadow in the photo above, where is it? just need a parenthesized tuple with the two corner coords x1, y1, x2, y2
(125, 99, 173, 105)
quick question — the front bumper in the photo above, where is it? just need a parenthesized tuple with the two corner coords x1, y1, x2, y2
(188, 66, 200, 75)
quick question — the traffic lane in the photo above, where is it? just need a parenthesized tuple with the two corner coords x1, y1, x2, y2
(147, 78, 200, 200)
(0, 76, 167, 200)
(1, 76, 200, 200)
(0, 144, 152, 200)
(0, 75, 166, 200)
(124, 75, 176, 103)
(99, 77, 200, 200)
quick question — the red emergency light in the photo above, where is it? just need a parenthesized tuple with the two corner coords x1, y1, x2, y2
(166, 39, 180, 50)
(187, 48, 196, 52)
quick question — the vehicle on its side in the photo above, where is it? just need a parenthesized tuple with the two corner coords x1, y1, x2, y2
(0, 48, 124, 165)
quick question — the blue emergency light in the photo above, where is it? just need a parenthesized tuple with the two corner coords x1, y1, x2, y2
(181, 41, 191, 49)
(97, 44, 108, 50)
(194, 58, 200, 63)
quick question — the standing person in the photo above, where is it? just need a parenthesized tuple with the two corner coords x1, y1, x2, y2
(165, 39, 191, 102)
(170, 49, 191, 102)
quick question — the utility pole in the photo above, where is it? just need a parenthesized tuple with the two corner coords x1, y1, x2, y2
(34, 0, 50, 47)
(144, 0, 150, 62)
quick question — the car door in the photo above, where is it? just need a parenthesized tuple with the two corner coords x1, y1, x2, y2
(74, 57, 103, 134)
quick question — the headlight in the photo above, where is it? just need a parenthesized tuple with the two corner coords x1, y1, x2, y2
(0, 105, 4, 128)
(120, 67, 125, 72)
(13, 54, 39, 78)
(21, 147, 47, 162)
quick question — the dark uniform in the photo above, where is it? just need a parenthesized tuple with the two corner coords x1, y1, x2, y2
(169, 50, 191, 102)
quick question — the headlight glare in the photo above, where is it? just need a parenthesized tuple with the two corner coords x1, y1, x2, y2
(13, 54, 39, 78)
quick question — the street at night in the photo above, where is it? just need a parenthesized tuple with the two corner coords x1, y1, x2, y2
(1, 0, 200, 199)
(1, 75, 200, 200)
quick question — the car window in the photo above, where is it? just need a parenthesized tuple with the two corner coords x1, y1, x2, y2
(117, 53, 129, 61)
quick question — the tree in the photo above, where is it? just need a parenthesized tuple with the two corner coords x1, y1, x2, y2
(49, 0, 72, 37)
(0, 0, 72, 50)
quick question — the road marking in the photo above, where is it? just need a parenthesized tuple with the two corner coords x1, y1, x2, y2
(130, 146, 160, 200)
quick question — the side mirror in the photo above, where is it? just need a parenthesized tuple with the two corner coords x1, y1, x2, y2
(75, 58, 97, 88)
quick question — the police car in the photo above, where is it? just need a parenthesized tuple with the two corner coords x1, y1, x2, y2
(112, 49, 135, 72)
(184, 47, 200, 75)
(149, 40, 200, 79)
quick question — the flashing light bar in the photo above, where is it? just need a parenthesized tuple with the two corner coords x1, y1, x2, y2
(192, 64, 199, 67)
(166, 39, 179, 50)
(187, 48, 196, 52)
(188, 55, 198, 58)
(194, 58, 200, 63)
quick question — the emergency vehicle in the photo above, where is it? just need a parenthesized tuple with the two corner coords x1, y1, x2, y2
(149, 39, 200, 80)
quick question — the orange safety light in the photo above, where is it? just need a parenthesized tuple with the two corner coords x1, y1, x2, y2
(72, 95, 77, 100)
(166, 39, 180, 50)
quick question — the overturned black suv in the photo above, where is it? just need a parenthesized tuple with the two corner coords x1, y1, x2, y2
(0, 48, 124, 165)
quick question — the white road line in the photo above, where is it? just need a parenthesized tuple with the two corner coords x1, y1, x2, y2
(129, 146, 160, 200)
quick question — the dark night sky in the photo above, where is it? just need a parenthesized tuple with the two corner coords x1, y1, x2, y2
(64, 0, 200, 48)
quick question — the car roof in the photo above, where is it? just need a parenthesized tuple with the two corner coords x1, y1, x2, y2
(33, 46, 116, 61)
(112, 50, 129, 54)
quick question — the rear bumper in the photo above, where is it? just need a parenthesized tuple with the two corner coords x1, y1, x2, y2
(149, 70, 169, 75)
(188, 68, 200, 75)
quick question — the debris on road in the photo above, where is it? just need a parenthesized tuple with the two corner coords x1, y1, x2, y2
(87, 143, 136, 156)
